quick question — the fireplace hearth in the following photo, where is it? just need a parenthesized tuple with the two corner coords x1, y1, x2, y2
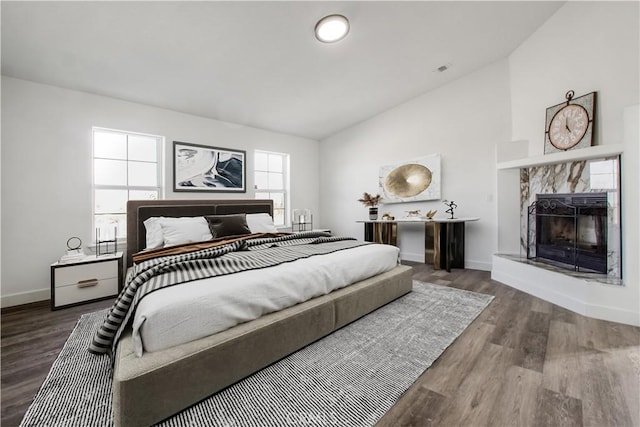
(528, 193, 608, 273)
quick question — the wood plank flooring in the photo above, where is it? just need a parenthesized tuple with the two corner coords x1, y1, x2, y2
(378, 262, 640, 427)
(2, 262, 639, 426)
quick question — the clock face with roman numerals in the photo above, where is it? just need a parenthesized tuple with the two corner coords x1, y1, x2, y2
(548, 104, 589, 150)
(544, 91, 596, 154)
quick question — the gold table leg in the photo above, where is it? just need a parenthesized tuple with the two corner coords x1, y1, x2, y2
(425, 222, 441, 269)
(372, 222, 397, 246)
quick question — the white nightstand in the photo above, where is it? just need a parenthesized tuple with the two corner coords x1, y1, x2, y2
(50, 252, 123, 310)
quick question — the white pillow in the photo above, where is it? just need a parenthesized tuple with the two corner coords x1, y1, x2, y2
(246, 213, 278, 233)
(158, 217, 213, 247)
(143, 217, 165, 250)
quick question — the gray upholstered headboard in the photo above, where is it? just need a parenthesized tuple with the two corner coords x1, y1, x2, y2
(126, 199, 274, 267)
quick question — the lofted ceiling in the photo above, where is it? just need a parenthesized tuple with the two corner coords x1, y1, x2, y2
(1, 1, 564, 140)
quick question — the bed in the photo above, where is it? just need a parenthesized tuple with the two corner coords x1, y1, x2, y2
(104, 199, 413, 426)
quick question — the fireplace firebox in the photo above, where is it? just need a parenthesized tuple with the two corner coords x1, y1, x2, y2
(527, 193, 608, 273)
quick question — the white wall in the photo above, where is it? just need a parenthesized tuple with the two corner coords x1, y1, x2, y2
(319, 60, 512, 270)
(507, 1, 639, 325)
(510, 1, 639, 155)
(1, 76, 320, 306)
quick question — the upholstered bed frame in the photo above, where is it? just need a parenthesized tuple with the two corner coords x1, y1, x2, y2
(113, 199, 413, 426)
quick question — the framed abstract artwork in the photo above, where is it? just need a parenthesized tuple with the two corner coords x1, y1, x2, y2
(173, 141, 246, 192)
(379, 154, 441, 203)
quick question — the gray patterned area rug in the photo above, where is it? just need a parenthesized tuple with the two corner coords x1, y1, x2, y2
(20, 281, 493, 427)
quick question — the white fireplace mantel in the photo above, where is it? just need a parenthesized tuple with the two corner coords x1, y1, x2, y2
(492, 139, 637, 326)
(497, 143, 624, 170)
(493, 106, 639, 327)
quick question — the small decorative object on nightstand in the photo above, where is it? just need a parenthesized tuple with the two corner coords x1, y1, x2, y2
(96, 227, 118, 256)
(50, 251, 122, 310)
(292, 208, 313, 232)
(59, 236, 86, 263)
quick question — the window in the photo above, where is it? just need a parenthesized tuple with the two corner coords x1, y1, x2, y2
(254, 150, 289, 226)
(93, 128, 163, 240)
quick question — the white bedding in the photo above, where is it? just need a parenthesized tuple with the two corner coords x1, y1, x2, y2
(131, 243, 400, 356)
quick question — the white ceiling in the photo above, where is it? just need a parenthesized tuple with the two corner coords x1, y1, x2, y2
(1, 1, 564, 140)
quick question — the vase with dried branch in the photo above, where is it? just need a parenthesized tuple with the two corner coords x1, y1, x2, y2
(358, 192, 382, 220)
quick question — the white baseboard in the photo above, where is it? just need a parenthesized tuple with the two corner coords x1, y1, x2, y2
(492, 255, 640, 327)
(585, 301, 640, 327)
(400, 252, 492, 272)
(399, 251, 424, 263)
(1, 288, 50, 308)
(465, 259, 492, 272)
(491, 259, 587, 315)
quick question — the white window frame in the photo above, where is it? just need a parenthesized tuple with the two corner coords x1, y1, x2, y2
(92, 127, 164, 242)
(254, 149, 290, 227)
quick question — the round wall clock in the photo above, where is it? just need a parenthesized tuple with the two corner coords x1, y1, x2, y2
(544, 90, 596, 154)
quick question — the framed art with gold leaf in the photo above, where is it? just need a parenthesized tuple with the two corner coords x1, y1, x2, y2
(379, 154, 441, 203)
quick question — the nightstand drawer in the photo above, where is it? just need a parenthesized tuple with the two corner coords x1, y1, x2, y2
(54, 277, 119, 307)
(50, 252, 123, 310)
(54, 260, 118, 288)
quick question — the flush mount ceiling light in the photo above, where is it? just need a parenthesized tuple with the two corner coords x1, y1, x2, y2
(315, 14, 350, 43)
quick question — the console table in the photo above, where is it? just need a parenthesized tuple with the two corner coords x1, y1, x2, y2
(357, 218, 479, 272)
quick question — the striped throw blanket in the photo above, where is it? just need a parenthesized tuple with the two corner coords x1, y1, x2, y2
(89, 232, 368, 356)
